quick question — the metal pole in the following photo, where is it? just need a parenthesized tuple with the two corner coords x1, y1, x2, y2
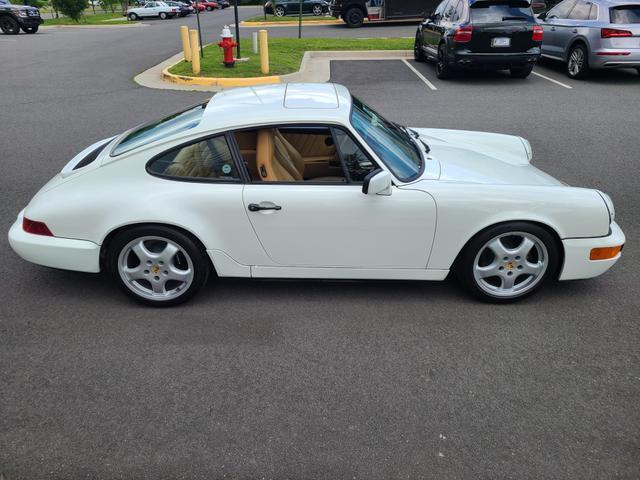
(298, 0, 302, 38)
(233, 0, 241, 59)
(195, 0, 203, 57)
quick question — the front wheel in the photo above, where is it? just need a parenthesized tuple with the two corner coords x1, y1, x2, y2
(128, 12, 139, 20)
(436, 43, 453, 79)
(456, 222, 560, 303)
(108, 226, 210, 307)
(0, 16, 20, 34)
(274, 5, 285, 16)
(21, 25, 39, 33)
(312, 4, 323, 15)
(566, 43, 588, 79)
(510, 65, 534, 78)
(343, 7, 363, 27)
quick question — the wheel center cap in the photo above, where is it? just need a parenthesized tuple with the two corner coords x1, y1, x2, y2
(151, 265, 160, 275)
(504, 262, 515, 270)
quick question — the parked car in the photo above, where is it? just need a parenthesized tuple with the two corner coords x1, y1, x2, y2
(127, 0, 179, 19)
(414, 0, 544, 78)
(217, 0, 229, 8)
(538, 0, 640, 78)
(8, 83, 625, 306)
(265, 0, 329, 16)
(0, 0, 42, 34)
(330, 0, 439, 27)
(199, 0, 218, 10)
(165, 0, 192, 15)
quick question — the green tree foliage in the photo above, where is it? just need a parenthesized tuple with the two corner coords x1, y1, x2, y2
(56, 0, 87, 20)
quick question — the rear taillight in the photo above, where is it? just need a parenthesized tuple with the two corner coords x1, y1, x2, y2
(601, 27, 632, 38)
(23, 217, 53, 236)
(532, 25, 544, 41)
(453, 25, 473, 43)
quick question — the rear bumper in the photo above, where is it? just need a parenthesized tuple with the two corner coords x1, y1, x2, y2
(453, 49, 540, 69)
(559, 221, 625, 281)
(8, 211, 100, 273)
(590, 50, 640, 69)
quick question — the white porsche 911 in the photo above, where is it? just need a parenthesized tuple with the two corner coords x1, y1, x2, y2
(9, 83, 624, 306)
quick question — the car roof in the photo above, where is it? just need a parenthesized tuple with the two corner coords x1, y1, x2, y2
(198, 83, 353, 131)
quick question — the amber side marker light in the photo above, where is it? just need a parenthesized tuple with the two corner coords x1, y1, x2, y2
(23, 217, 53, 237)
(590, 245, 623, 261)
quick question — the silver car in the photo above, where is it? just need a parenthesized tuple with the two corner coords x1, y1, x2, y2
(538, 0, 640, 78)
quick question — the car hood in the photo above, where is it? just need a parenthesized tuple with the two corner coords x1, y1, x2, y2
(411, 127, 564, 186)
(4, 3, 39, 10)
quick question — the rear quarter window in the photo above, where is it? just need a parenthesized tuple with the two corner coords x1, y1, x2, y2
(470, 1, 534, 22)
(610, 5, 640, 23)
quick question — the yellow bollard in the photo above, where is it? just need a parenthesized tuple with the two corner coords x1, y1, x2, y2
(259, 29, 269, 75)
(189, 29, 200, 75)
(180, 25, 191, 62)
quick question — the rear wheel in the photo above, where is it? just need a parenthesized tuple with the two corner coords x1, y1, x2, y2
(0, 16, 20, 34)
(456, 222, 559, 303)
(108, 226, 210, 307)
(414, 31, 426, 62)
(21, 25, 38, 33)
(344, 7, 363, 27)
(312, 4, 323, 15)
(274, 5, 285, 16)
(566, 43, 588, 79)
(436, 43, 453, 79)
(510, 65, 534, 78)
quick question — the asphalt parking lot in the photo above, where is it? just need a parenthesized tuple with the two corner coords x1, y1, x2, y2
(1, 13, 639, 479)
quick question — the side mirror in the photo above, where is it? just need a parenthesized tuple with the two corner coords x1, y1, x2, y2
(362, 169, 392, 196)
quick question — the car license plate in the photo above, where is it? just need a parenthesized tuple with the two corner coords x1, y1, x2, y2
(492, 37, 511, 47)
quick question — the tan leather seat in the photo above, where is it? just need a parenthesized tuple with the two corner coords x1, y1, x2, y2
(164, 141, 217, 178)
(256, 129, 345, 182)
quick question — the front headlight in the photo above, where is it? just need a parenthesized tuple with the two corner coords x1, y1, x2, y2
(12, 8, 28, 16)
(598, 191, 615, 223)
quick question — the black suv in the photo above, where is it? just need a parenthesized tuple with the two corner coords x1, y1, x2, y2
(414, 0, 543, 78)
(0, 0, 42, 34)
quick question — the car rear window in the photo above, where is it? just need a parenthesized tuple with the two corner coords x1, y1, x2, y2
(470, 0, 534, 22)
(111, 102, 207, 156)
(610, 5, 640, 23)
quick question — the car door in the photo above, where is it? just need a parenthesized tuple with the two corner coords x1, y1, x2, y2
(142, 1, 156, 16)
(540, 0, 577, 56)
(557, 0, 597, 57)
(239, 125, 437, 269)
(423, 0, 450, 56)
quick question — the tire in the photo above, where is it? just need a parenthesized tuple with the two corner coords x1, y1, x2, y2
(274, 5, 285, 16)
(0, 16, 20, 34)
(21, 25, 39, 33)
(206, 5, 213, 10)
(344, 7, 363, 27)
(566, 43, 588, 79)
(414, 31, 426, 62)
(510, 65, 534, 78)
(312, 4, 323, 15)
(107, 225, 210, 307)
(436, 43, 453, 79)
(128, 12, 139, 20)
(159, 11, 168, 18)
(455, 222, 560, 303)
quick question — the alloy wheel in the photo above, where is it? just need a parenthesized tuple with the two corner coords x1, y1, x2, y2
(274, 6, 285, 16)
(312, 4, 322, 15)
(568, 47, 584, 77)
(117, 236, 194, 301)
(472, 231, 548, 298)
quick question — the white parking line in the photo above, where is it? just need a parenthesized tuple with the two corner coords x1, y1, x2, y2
(401, 59, 438, 91)
(531, 71, 572, 89)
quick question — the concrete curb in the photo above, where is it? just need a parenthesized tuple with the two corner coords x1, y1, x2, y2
(41, 22, 147, 29)
(239, 19, 342, 27)
(134, 49, 413, 92)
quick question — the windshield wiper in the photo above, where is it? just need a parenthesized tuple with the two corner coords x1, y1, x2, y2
(393, 121, 431, 155)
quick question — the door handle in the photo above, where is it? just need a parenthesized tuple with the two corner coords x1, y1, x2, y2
(248, 203, 282, 212)
(572, 28, 578, 33)
(550, 26, 556, 31)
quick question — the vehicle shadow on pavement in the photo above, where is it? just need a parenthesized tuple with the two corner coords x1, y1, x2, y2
(536, 57, 640, 85)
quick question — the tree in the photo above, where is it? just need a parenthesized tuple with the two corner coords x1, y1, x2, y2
(56, 0, 87, 20)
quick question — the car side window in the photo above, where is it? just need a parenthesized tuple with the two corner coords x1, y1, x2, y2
(147, 135, 241, 181)
(588, 2, 598, 19)
(547, 0, 577, 18)
(443, 0, 457, 20)
(568, 0, 592, 19)
(432, 0, 450, 21)
(451, 0, 464, 22)
(332, 128, 376, 182)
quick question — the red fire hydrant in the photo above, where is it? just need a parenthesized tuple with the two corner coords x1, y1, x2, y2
(218, 25, 237, 68)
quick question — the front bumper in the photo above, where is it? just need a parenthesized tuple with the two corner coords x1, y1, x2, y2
(559, 221, 625, 281)
(8, 211, 101, 273)
(17, 15, 43, 27)
(453, 50, 540, 69)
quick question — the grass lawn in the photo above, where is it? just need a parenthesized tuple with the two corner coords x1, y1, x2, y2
(43, 12, 132, 25)
(169, 37, 412, 78)
(242, 14, 338, 22)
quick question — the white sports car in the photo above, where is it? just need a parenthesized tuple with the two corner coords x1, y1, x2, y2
(8, 83, 625, 306)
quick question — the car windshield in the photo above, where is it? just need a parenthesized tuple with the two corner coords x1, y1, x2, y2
(610, 5, 640, 23)
(111, 102, 207, 156)
(350, 97, 423, 182)
(470, 1, 534, 22)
